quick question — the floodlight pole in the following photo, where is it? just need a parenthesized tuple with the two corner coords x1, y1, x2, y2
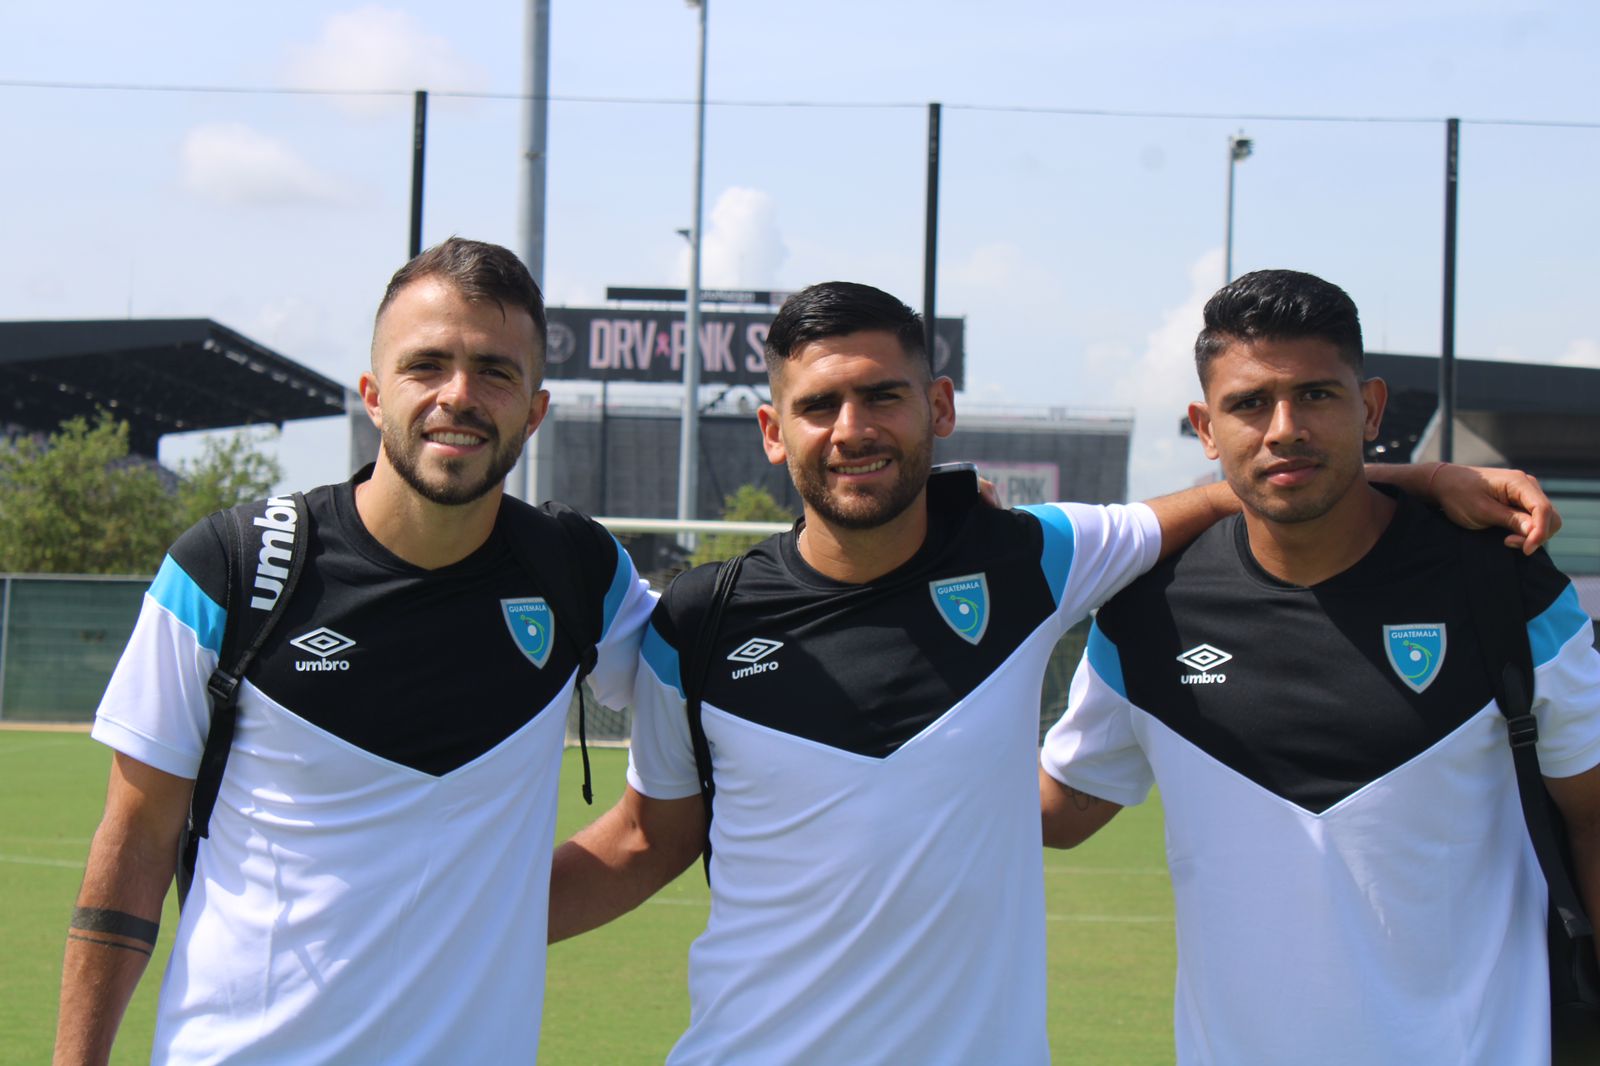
(923, 102, 941, 360)
(409, 90, 427, 258)
(1440, 117, 1459, 463)
(677, 0, 708, 524)
(1224, 132, 1252, 283)
(515, 0, 551, 503)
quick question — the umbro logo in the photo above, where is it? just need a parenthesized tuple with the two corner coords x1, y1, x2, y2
(728, 637, 783, 679)
(290, 627, 356, 672)
(1177, 643, 1231, 685)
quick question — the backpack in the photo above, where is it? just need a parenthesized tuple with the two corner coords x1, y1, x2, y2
(1460, 532, 1600, 1059)
(176, 492, 603, 907)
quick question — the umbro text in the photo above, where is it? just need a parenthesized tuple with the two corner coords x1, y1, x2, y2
(731, 660, 779, 680)
(295, 659, 351, 672)
(249, 496, 298, 611)
(1181, 673, 1227, 685)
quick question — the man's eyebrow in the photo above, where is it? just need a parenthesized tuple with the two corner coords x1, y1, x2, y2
(1220, 378, 1345, 406)
(791, 377, 912, 409)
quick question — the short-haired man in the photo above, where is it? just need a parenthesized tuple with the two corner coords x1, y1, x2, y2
(550, 280, 1554, 1063)
(54, 238, 655, 1065)
(1041, 269, 1600, 1065)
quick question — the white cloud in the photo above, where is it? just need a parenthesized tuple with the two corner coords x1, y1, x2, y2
(284, 5, 483, 118)
(1555, 337, 1600, 368)
(181, 123, 345, 206)
(679, 187, 788, 289)
(1112, 249, 1225, 500)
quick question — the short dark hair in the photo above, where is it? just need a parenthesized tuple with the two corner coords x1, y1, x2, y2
(1195, 269, 1364, 387)
(375, 237, 548, 377)
(764, 282, 928, 375)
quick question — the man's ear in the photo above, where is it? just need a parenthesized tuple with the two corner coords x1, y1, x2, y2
(525, 389, 551, 443)
(757, 403, 786, 468)
(929, 376, 956, 439)
(358, 371, 383, 430)
(1188, 401, 1219, 461)
(1360, 376, 1387, 442)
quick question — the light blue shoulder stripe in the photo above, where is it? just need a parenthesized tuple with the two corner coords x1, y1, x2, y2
(641, 620, 684, 698)
(1085, 620, 1127, 699)
(1528, 583, 1588, 669)
(600, 533, 634, 638)
(1020, 504, 1077, 608)
(148, 555, 225, 654)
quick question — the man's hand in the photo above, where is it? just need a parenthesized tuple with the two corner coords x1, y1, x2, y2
(1369, 462, 1561, 554)
(1425, 463, 1560, 554)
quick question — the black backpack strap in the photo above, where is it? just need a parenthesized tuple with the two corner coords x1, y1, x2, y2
(1460, 533, 1600, 1014)
(502, 500, 603, 803)
(179, 491, 309, 907)
(678, 554, 744, 882)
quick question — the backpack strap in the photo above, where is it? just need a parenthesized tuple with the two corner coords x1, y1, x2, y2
(501, 499, 603, 804)
(1460, 532, 1599, 1006)
(178, 491, 309, 908)
(676, 553, 744, 882)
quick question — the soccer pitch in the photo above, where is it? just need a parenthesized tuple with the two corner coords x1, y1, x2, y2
(1, 729, 1175, 1064)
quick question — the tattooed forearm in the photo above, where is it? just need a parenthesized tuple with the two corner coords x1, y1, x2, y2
(69, 906, 159, 953)
(1065, 787, 1103, 812)
(67, 932, 152, 957)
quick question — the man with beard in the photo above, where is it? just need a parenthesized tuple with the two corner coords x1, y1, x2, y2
(54, 238, 655, 1065)
(547, 280, 1557, 1064)
(1040, 269, 1600, 1065)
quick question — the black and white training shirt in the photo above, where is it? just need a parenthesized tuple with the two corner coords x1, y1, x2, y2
(629, 478, 1162, 1065)
(1043, 493, 1600, 1066)
(92, 470, 654, 1065)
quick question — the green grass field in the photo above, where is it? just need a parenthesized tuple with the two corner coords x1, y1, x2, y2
(1, 729, 1176, 1064)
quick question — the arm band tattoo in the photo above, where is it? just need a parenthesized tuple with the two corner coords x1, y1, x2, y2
(1067, 788, 1102, 812)
(67, 932, 153, 958)
(71, 906, 159, 947)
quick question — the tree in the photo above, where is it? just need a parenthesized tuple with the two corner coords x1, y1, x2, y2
(0, 413, 282, 575)
(688, 484, 794, 568)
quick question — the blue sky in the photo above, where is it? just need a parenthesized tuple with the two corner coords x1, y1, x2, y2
(2, 1, 1595, 499)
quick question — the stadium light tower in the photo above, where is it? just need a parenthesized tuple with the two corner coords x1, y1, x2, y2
(1224, 132, 1253, 284)
(677, 0, 709, 526)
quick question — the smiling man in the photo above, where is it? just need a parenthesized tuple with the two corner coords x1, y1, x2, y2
(1040, 269, 1600, 1065)
(54, 238, 654, 1065)
(547, 279, 1559, 1065)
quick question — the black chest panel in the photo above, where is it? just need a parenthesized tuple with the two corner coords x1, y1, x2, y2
(1098, 494, 1564, 813)
(172, 479, 614, 776)
(663, 488, 1059, 758)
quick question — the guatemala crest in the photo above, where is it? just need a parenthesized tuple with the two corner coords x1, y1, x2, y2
(1383, 623, 1447, 694)
(502, 597, 555, 669)
(929, 573, 990, 646)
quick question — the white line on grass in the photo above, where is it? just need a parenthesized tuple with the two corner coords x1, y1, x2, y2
(0, 739, 80, 756)
(1044, 866, 1168, 876)
(1046, 913, 1171, 924)
(0, 852, 83, 869)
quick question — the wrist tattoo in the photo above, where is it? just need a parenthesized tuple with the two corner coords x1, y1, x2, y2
(70, 906, 159, 948)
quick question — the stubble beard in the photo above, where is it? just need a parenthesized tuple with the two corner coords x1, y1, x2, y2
(791, 433, 934, 532)
(383, 416, 526, 507)
(1229, 447, 1360, 526)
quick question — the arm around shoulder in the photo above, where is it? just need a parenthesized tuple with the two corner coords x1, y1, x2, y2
(548, 785, 706, 943)
(1040, 767, 1122, 849)
(55, 753, 192, 1066)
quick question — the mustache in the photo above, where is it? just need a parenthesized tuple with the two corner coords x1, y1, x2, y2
(420, 410, 495, 436)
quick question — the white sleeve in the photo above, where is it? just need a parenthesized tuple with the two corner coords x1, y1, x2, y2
(1529, 584, 1600, 779)
(1040, 621, 1155, 808)
(89, 556, 219, 779)
(625, 617, 702, 800)
(583, 537, 659, 711)
(1025, 501, 1162, 629)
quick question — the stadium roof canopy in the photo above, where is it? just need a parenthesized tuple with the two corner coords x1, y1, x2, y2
(0, 319, 349, 457)
(1365, 352, 1600, 476)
